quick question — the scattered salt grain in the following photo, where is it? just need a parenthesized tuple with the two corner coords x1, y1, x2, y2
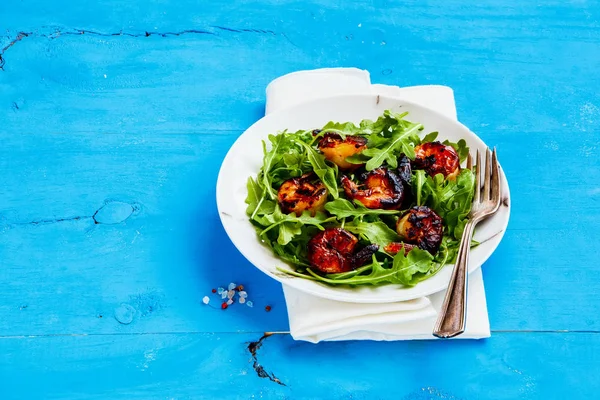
(239, 291, 248, 299)
(221, 291, 228, 299)
(246, 301, 254, 308)
(228, 283, 236, 291)
(202, 296, 210, 305)
(226, 299, 234, 305)
(227, 290, 235, 298)
(239, 297, 246, 304)
(217, 287, 225, 294)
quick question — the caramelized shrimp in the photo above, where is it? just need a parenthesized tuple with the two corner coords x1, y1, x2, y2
(341, 168, 405, 209)
(317, 133, 367, 170)
(307, 228, 379, 274)
(278, 174, 327, 216)
(413, 141, 460, 180)
(384, 242, 416, 256)
(396, 206, 443, 254)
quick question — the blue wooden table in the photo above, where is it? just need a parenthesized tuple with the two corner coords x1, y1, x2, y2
(1, 1, 599, 398)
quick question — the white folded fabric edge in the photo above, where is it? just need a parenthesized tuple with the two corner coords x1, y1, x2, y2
(265, 68, 490, 343)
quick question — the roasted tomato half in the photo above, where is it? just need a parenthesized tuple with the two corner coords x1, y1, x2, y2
(307, 228, 378, 274)
(413, 141, 460, 180)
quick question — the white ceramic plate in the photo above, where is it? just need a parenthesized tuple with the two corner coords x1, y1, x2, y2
(217, 94, 510, 303)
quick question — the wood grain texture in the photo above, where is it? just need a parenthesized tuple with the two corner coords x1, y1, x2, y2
(1, 332, 600, 399)
(1, 0, 600, 397)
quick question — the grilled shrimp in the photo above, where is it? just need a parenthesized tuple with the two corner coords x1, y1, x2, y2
(383, 242, 416, 256)
(396, 206, 443, 254)
(307, 228, 379, 274)
(278, 174, 327, 216)
(341, 168, 405, 209)
(317, 133, 367, 170)
(413, 141, 460, 179)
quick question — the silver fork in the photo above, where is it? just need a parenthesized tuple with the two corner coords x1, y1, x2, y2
(432, 148, 502, 339)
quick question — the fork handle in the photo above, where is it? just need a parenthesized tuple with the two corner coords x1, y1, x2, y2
(432, 219, 476, 338)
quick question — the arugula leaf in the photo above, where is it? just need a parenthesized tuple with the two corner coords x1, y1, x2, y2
(358, 112, 396, 135)
(245, 176, 262, 215)
(278, 221, 302, 245)
(419, 168, 475, 240)
(443, 169, 475, 238)
(392, 247, 435, 286)
(422, 131, 439, 143)
(282, 152, 301, 168)
(294, 140, 339, 199)
(297, 248, 434, 287)
(324, 198, 401, 218)
(259, 208, 336, 245)
(304, 255, 402, 286)
(414, 170, 427, 206)
(443, 138, 469, 163)
(345, 220, 400, 249)
(260, 134, 286, 199)
(245, 177, 276, 219)
(362, 122, 422, 170)
(344, 153, 370, 165)
(321, 120, 360, 135)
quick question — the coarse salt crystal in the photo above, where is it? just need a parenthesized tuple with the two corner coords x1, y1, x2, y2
(227, 290, 235, 298)
(246, 301, 254, 308)
(228, 283, 236, 291)
(239, 297, 246, 304)
(217, 287, 225, 294)
(226, 299, 233, 305)
(202, 296, 210, 305)
(221, 291, 228, 299)
(239, 291, 247, 299)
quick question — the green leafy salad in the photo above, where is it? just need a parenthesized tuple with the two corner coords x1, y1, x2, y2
(245, 110, 476, 287)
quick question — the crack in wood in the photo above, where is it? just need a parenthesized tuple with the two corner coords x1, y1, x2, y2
(0, 25, 285, 70)
(0, 32, 31, 70)
(211, 26, 276, 35)
(14, 215, 90, 226)
(63, 29, 216, 38)
(247, 332, 286, 386)
(10, 201, 135, 226)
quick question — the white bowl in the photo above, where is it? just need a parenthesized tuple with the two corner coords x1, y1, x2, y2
(216, 94, 510, 303)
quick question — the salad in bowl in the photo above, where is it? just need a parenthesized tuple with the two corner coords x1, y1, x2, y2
(245, 109, 475, 287)
(216, 94, 510, 303)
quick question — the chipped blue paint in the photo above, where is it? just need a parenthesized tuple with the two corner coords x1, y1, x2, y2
(114, 303, 136, 325)
(1, 0, 599, 398)
(93, 201, 136, 225)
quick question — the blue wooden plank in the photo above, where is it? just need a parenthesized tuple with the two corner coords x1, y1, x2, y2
(0, 133, 289, 335)
(1, 129, 599, 333)
(1, 0, 599, 397)
(1, 2, 599, 135)
(1, 332, 599, 399)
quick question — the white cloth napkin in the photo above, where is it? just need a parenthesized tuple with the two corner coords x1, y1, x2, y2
(265, 68, 490, 343)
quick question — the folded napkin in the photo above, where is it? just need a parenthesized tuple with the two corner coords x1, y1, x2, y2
(265, 68, 490, 343)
